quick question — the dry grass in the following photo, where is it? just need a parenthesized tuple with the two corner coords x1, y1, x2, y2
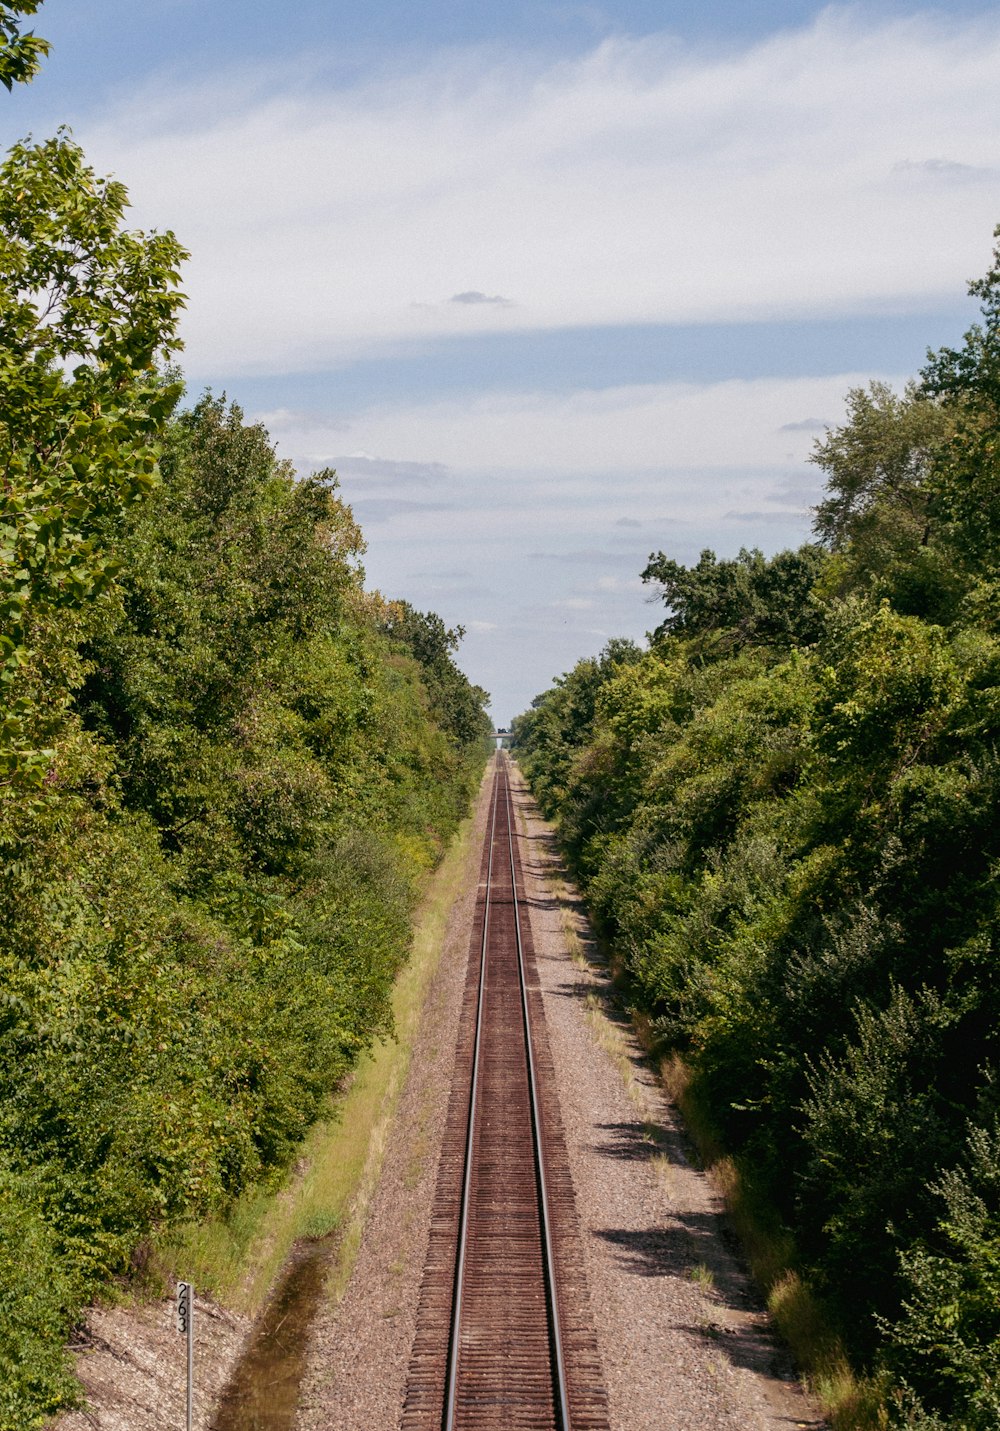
(582, 993, 653, 1118)
(559, 903, 588, 969)
(159, 801, 481, 1320)
(660, 1052, 888, 1431)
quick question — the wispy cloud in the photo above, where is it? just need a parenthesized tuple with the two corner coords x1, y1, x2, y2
(78, 8, 1000, 377)
(724, 508, 811, 524)
(779, 416, 829, 432)
(300, 373, 877, 473)
(892, 157, 998, 182)
(329, 452, 451, 482)
(448, 291, 514, 307)
(349, 497, 455, 523)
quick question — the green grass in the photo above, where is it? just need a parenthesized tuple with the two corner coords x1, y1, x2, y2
(158, 784, 484, 1318)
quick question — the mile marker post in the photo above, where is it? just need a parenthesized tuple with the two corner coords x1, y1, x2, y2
(176, 1280, 194, 1430)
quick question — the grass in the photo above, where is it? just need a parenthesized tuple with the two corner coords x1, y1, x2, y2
(559, 902, 588, 969)
(158, 788, 483, 1320)
(689, 1261, 715, 1290)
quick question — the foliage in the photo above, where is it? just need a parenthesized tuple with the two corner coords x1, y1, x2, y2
(923, 222, 1000, 582)
(380, 601, 493, 751)
(811, 382, 946, 554)
(0, 131, 185, 782)
(0, 1, 49, 90)
(0, 1176, 77, 1430)
(886, 1122, 1000, 1429)
(0, 389, 488, 1421)
(642, 544, 828, 651)
(514, 230, 1000, 1421)
(810, 383, 961, 623)
(0, 337, 487, 1429)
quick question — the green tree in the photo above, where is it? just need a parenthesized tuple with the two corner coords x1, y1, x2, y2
(380, 602, 492, 750)
(923, 225, 1000, 583)
(641, 544, 827, 651)
(0, 132, 186, 781)
(888, 1122, 1000, 1429)
(811, 382, 947, 553)
(810, 382, 959, 620)
(0, 1, 49, 90)
(515, 226, 1000, 1414)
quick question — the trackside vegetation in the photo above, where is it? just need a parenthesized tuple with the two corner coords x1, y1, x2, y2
(514, 240, 1000, 1428)
(0, 20, 491, 1421)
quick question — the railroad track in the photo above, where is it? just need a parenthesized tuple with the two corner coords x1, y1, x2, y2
(403, 754, 608, 1431)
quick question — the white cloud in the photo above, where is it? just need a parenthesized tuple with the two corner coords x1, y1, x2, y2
(446, 291, 514, 307)
(78, 8, 1000, 377)
(596, 575, 645, 592)
(263, 372, 880, 475)
(779, 416, 830, 433)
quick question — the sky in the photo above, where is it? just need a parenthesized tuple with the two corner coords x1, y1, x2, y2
(4, 1, 999, 721)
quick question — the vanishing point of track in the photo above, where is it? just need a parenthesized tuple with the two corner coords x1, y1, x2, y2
(403, 754, 608, 1431)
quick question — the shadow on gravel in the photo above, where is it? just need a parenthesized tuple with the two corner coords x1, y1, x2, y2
(593, 1225, 691, 1278)
(590, 1120, 666, 1162)
(594, 1218, 790, 1383)
(594, 1212, 751, 1301)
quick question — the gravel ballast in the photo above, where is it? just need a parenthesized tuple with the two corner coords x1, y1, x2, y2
(296, 758, 827, 1430)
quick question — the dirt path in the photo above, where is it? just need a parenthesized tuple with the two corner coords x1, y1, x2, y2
(296, 759, 827, 1430)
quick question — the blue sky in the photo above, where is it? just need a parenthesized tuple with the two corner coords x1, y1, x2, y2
(4, 1, 998, 719)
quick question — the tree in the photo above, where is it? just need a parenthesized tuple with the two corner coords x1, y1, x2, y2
(0, 1, 49, 90)
(380, 602, 491, 749)
(0, 132, 187, 781)
(811, 382, 948, 554)
(641, 544, 826, 651)
(807, 381, 962, 621)
(922, 225, 1000, 580)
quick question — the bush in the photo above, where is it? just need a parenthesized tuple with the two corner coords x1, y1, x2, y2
(0, 1178, 78, 1430)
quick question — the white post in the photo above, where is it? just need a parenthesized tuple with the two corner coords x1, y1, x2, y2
(187, 1288, 194, 1431)
(176, 1281, 194, 1430)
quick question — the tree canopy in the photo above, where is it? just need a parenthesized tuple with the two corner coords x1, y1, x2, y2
(0, 131, 186, 783)
(642, 543, 827, 651)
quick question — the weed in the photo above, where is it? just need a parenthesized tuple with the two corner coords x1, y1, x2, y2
(689, 1262, 715, 1291)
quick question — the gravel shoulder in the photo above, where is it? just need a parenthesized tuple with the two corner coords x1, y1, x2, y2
(296, 755, 827, 1431)
(51, 1294, 248, 1431)
(508, 763, 826, 1431)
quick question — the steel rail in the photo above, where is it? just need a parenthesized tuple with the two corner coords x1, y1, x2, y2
(441, 753, 571, 1431)
(441, 758, 501, 1431)
(503, 762, 572, 1431)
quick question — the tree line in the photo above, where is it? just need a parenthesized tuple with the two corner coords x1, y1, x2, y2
(0, 7, 491, 1422)
(513, 242, 1000, 1427)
